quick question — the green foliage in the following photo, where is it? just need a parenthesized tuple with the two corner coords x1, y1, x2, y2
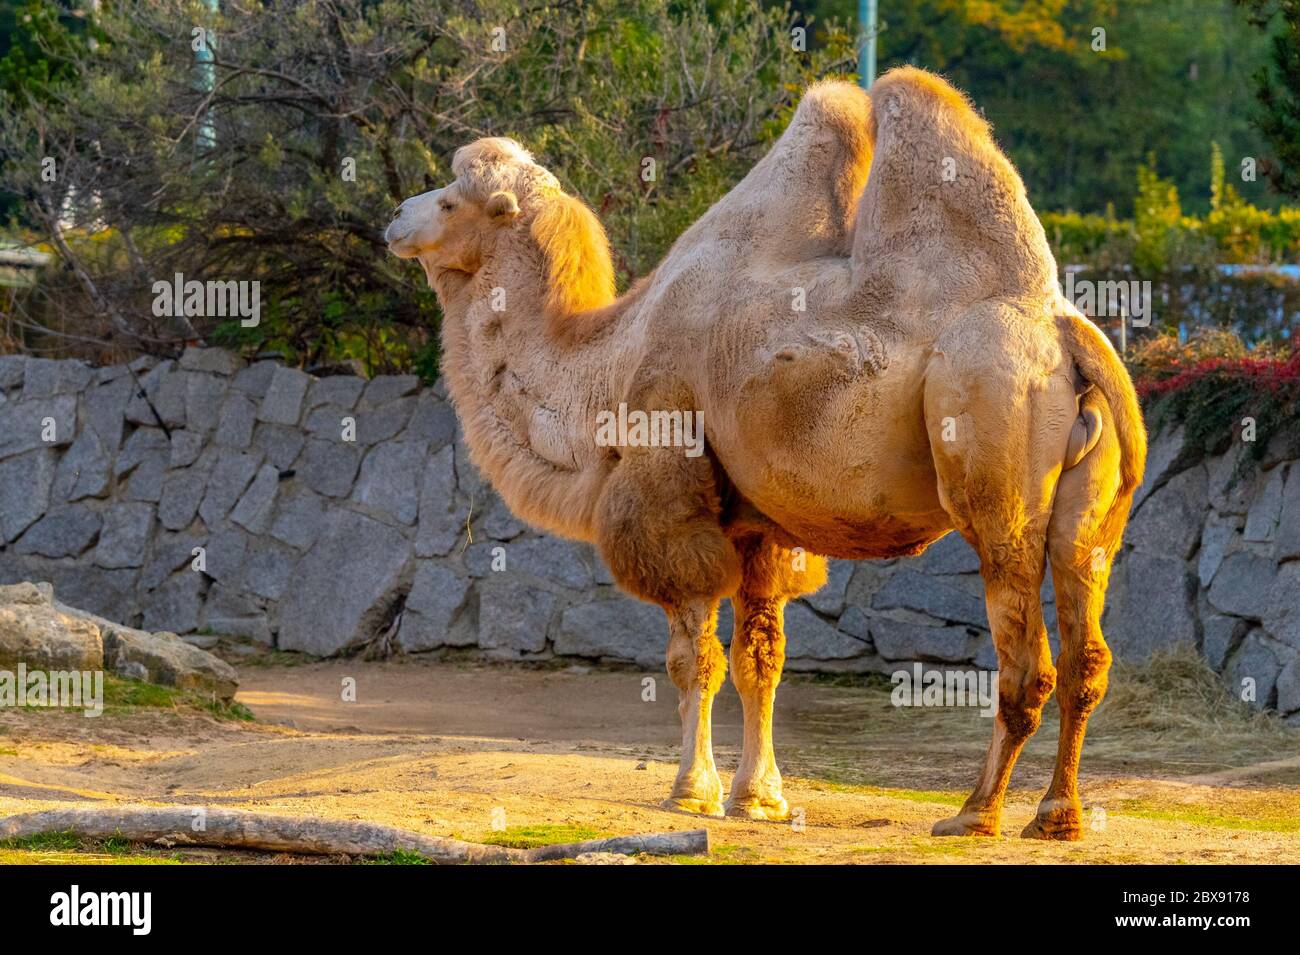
(1237, 0, 1300, 197)
(0, 0, 851, 378)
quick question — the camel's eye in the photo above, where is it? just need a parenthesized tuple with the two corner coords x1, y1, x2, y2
(439, 200, 456, 213)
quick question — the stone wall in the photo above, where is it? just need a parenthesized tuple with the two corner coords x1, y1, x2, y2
(0, 349, 1295, 718)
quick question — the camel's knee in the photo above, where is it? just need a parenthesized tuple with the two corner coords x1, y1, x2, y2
(997, 664, 1056, 739)
(666, 608, 727, 697)
(1057, 638, 1111, 716)
(730, 597, 786, 695)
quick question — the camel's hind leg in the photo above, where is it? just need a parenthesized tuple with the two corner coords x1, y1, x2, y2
(663, 600, 729, 815)
(924, 322, 1074, 837)
(725, 535, 827, 821)
(1024, 389, 1127, 840)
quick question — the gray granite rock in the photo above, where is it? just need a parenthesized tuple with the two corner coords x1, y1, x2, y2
(84, 376, 132, 455)
(397, 563, 473, 652)
(100, 624, 238, 700)
(252, 423, 305, 469)
(125, 361, 186, 427)
(872, 567, 987, 629)
(478, 490, 526, 541)
(269, 485, 327, 550)
(142, 571, 205, 634)
(179, 347, 245, 376)
(231, 360, 277, 398)
(917, 532, 981, 574)
(14, 505, 101, 558)
(52, 431, 110, 502)
(1197, 512, 1239, 589)
(92, 502, 154, 569)
(478, 579, 554, 654)
(407, 394, 459, 449)
(242, 537, 299, 600)
(1222, 630, 1282, 710)
(1243, 464, 1287, 542)
(869, 617, 981, 662)
(786, 601, 869, 659)
(198, 449, 262, 527)
(0, 395, 77, 459)
(805, 559, 854, 616)
(1127, 465, 1205, 559)
(1276, 464, 1300, 562)
(356, 397, 414, 444)
(0, 449, 56, 543)
(298, 437, 361, 498)
(124, 449, 168, 503)
(214, 393, 257, 449)
(307, 375, 364, 411)
(257, 365, 311, 425)
(468, 535, 592, 590)
(0, 355, 25, 391)
(1201, 612, 1247, 672)
(184, 371, 227, 433)
(20, 358, 93, 399)
(415, 445, 463, 557)
(115, 427, 168, 477)
(350, 440, 428, 525)
(1275, 655, 1300, 715)
(168, 430, 206, 469)
(140, 530, 207, 590)
(203, 527, 249, 584)
(230, 463, 280, 534)
(360, 374, 420, 409)
(1207, 551, 1283, 620)
(277, 510, 411, 655)
(0, 595, 103, 670)
(555, 597, 665, 668)
(157, 470, 209, 531)
(1103, 549, 1197, 660)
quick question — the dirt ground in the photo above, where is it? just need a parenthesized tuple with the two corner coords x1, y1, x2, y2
(2, 655, 1299, 864)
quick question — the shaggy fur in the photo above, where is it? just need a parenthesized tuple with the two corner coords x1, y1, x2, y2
(386, 67, 1147, 835)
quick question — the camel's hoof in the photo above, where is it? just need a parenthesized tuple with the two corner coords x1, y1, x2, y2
(931, 813, 999, 837)
(724, 794, 790, 822)
(1021, 813, 1084, 841)
(661, 797, 724, 817)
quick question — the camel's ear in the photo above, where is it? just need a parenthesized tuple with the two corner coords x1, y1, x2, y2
(485, 190, 520, 223)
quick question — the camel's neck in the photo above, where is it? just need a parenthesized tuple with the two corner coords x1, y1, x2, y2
(432, 230, 634, 542)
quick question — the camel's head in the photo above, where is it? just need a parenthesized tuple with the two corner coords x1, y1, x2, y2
(385, 137, 536, 271)
(386, 137, 616, 324)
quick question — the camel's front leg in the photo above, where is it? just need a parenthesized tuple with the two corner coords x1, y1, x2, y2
(663, 600, 726, 816)
(725, 593, 790, 820)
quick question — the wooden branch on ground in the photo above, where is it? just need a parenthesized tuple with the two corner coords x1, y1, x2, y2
(0, 806, 710, 864)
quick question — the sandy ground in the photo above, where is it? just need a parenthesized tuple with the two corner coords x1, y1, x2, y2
(2, 658, 1299, 864)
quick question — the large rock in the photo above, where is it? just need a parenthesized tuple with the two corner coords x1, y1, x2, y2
(257, 366, 311, 426)
(1103, 549, 1197, 660)
(307, 375, 364, 411)
(101, 625, 238, 701)
(184, 372, 228, 433)
(868, 616, 981, 663)
(1222, 630, 1282, 711)
(52, 431, 110, 502)
(415, 445, 463, 557)
(92, 502, 154, 569)
(351, 440, 428, 525)
(786, 601, 869, 660)
(1207, 551, 1284, 620)
(872, 567, 987, 629)
(804, 560, 853, 616)
(298, 437, 361, 498)
(1276, 464, 1300, 562)
(269, 486, 327, 550)
(0, 583, 103, 670)
(0, 449, 56, 543)
(1242, 464, 1287, 542)
(1196, 512, 1239, 589)
(198, 450, 261, 526)
(141, 571, 205, 634)
(1127, 465, 1205, 559)
(359, 374, 420, 409)
(555, 597, 665, 668)
(277, 510, 411, 655)
(14, 505, 101, 558)
(396, 562, 473, 652)
(477, 579, 554, 653)
(230, 463, 280, 534)
(0, 395, 77, 459)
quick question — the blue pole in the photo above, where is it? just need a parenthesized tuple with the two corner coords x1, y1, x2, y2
(858, 0, 877, 89)
(197, 0, 218, 148)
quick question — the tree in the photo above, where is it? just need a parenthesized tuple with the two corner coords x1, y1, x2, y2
(1238, 0, 1300, 197)
(0, 0, 851, 374)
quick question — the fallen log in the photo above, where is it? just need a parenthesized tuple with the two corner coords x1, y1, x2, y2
(0, 805, 709, 864)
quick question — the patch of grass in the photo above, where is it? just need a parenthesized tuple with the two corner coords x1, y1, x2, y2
(480, 824, 607, 849)
(362, 849, 433, 865)
(810, 779, 965, 808)
(0, 831, 186, 865)
(1110, 799, 1300, 833)
(100, 675, 254, 722)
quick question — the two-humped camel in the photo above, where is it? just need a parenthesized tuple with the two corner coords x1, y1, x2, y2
(385, 67, 1146, 839)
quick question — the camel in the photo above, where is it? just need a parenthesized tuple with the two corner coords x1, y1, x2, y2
(385, 67, 1146, 839)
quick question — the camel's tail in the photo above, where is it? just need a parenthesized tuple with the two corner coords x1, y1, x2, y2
(1055, 310, 1147, 497)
